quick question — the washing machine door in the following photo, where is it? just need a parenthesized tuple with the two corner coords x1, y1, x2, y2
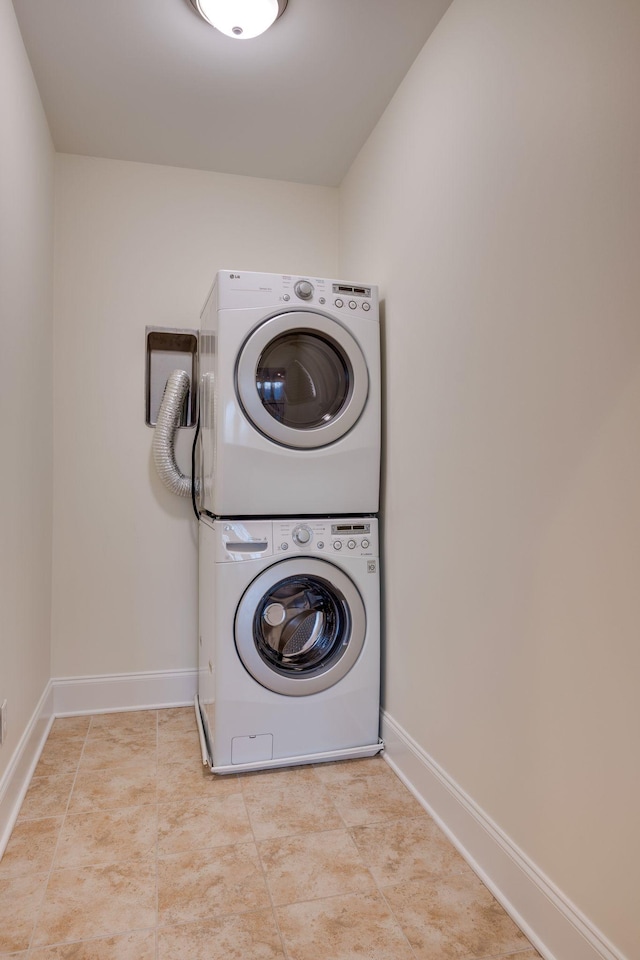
(235, 558, 366, 696)
(236, 311, 369, 449)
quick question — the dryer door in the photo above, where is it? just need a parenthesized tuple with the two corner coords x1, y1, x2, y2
(235, 558, 366, 696)
(236, 311, 369, 448)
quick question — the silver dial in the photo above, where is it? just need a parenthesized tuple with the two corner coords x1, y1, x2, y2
(294, 280, 314, 300)
(293, 524, 312, 546)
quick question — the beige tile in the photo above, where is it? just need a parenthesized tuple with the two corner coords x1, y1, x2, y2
(323, 767, 424, 827)
(383, 874, 530, 960)
(351, 816, 473, 885)
(47, 717, 91, 741)
(28, 929, 156, 959)
(34, 740, 84, 777)
(259, 829, 375, 906)
(54, 806, 157, 869)
(32, 860, 156, 946)
(158, 730, 201, 765)
(277, 891, 415, 960)
(0, 817, 63, 878)
(0, 717, 542, 960)
(312, 756, 390, 784)
(18, 775, 75, 821)
(157, 761, 237, 802)
(68, 767, 156, 815)
(239, 765, 320, 797)
(157, 706, 198, 741)
(79, 736, 155, 772)
(157, 910, 285, 960)
(87, 711, 157, 742)
(0, 873, 48, 952)
(158, 792, 252, 855)
(242, 772, 343, 841)
(157, 842, 270, 925)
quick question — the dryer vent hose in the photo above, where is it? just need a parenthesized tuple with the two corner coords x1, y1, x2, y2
(152, 369, 199, 498)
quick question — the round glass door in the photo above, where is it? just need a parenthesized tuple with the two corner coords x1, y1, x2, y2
(235, 558, 366, 696)
(256, 332, 350, 430)
(236, 312, 369, 449)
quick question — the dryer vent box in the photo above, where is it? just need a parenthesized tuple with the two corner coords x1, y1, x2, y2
(145, 327, 197, 427)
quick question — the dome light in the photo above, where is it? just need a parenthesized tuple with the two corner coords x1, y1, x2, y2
(190, 0, 288, 40)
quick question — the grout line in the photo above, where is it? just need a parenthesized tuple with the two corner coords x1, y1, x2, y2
(310, 764, 351, 831)
(372, 853, 537, 960)
(25, 722, 90, 953)
(243, 779, 291, 960)
(374, 883, 423, 960)
(21, 711, 162, 956)
(22, 924, 158, 954)
(246, 761, 416, 959)
(311, 758, 534, 960)
(297, 772, 419, 960)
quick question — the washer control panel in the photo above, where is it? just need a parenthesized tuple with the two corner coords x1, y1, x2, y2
(275, 519, 377, 557)
(212, 516, 378, 561)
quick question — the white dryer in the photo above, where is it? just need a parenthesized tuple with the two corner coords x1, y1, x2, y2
(197, 515, 382, 773)
(198, 270, 380, 517)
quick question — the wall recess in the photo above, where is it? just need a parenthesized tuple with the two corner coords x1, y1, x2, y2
(145, 327, 198, 427)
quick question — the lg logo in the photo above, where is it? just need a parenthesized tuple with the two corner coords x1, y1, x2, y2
(229, 273, 240, 279)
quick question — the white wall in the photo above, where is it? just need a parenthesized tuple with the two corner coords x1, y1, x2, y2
(53, 155, 338, 678)
(340, 1, 640, 957)
(0, 0, 54, 781)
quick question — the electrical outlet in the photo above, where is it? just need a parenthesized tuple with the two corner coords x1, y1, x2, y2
(0, 700, 6, 745)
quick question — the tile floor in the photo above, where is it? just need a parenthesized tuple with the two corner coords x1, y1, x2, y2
(0, 708, 541, 959)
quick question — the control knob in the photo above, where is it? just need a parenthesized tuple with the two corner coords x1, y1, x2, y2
(294, 280, 314, 300)
(293, 525, 312, 546)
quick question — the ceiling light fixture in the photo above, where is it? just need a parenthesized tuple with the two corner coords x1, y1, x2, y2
(190, 0, 288, 40)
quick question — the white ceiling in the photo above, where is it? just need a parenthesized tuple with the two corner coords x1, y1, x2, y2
(12, 0, 452, 186)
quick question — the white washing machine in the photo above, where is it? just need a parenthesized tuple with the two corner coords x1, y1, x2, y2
(196, 515, 382, 774)
(198, 270, 380, 517)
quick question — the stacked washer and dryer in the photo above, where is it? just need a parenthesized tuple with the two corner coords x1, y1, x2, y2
(195, 271, 383, 773)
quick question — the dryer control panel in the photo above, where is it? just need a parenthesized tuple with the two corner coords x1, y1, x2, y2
(212, 270, 379, 318)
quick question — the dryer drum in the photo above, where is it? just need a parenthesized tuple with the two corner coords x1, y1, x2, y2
(236, 310, 370, 450)
(255, 332, 350, 429)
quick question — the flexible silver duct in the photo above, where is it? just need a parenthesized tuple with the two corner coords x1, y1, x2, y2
(152, 369, 198, 498)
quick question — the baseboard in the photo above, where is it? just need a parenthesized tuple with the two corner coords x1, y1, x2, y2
(0, 669, 198, 859)
(381, 710, 627, 960)
(0, 680, 54, 858)
(52, 668, 198, 716)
